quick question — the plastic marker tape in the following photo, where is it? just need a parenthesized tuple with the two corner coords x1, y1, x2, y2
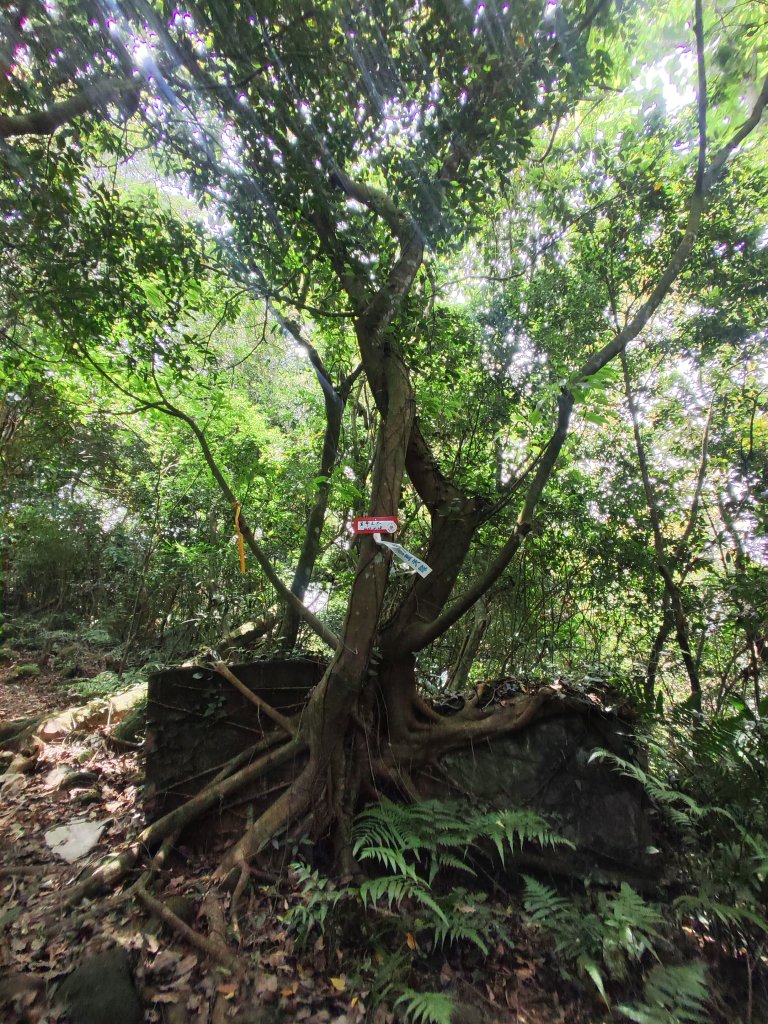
(377, 539, 432, 578)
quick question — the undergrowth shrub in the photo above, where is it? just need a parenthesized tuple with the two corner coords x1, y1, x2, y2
(592, 721, 768, 961)
(62, 668, 146, 700)
(283, 800, 569, 1023)
(522, 876, 663, 1002)
(618, 962, 709, 1024)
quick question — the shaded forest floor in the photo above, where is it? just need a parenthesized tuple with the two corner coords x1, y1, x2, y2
(0, 638, 762, 1024)
(0, 647, 595, 1024)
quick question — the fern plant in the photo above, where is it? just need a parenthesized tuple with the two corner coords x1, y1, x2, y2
(282, 800, 568, 1021)
(352, 799, 570, 883)
(349, 800, 567, 953)
(618, 962, 709, 1024)
(593, 742, 768, 958)
(523, 876, 663, 1003)
(393, 988, 454, 1024)
(587, 750, 707, 830)
(282, 863, 347, 947)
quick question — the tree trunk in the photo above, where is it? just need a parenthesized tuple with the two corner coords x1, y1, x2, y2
(621, 352, 702, 706)
(279, 389, 344, 649)
(447, 596, 490, 692)
(645, 596, 673, 702)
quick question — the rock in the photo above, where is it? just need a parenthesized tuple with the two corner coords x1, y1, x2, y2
(438, 706, 653, 877)
(55, 948, 143, 1024)
(44, 818, 110, 863)
(145, 658, 326, 838)
(58, 770, 101, 791)
(73, 788, 102, 806)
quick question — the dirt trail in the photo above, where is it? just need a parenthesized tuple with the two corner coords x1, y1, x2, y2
(0, 664, 71, 721)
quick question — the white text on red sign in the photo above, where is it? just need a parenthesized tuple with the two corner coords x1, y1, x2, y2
(353, 517, 398, 535)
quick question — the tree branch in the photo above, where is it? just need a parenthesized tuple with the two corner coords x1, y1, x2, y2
(157, 396, 340, 652)
(404, 389, 574, 651)
(678, 396, 714, 550)
(0, 77, 140, 138)
(399, 17, 768, 653)
(575, 77, 768, 385)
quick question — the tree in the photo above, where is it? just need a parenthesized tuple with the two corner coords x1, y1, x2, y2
(2, 0, 767, 888)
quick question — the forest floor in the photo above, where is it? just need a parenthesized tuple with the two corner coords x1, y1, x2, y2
(0, 647, 602, 1024)
(1, 642, 757, 1024)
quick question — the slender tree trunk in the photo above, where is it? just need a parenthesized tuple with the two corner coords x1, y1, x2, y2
(447, 596, 490, 692)
(718, 491, 766, 711)
(645, 596, 674, 701)
(279, 391, 344, 649)
(621, 352, 702, 706)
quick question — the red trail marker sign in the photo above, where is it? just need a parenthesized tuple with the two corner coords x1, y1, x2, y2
(352, 517, 398, 535)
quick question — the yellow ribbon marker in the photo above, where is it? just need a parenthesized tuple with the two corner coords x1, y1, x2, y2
(233, 501, 246, 575)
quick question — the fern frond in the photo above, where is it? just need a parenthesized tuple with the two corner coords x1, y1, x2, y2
(359, 875, 419, 910)
(482, 808, 573, 863)
(674, 894, 768, 934)
(521, 875, 573, 921)
(432, 917, 489, 954)
(589, 751, 706, 825)
(602, 884, 663, 944)
(578, 956, 608, 1004)
(619, 962, 709, 1024)
(394, 988, 454, 1024)
(352, 799, 565, 882)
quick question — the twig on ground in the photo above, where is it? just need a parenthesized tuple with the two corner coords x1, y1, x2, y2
(136, 880, 239, 968)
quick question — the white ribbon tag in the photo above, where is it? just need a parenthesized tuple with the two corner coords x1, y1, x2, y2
(375, 537, 432, 577)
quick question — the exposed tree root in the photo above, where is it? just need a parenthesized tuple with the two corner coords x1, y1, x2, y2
(216, 760, 316, 881)
(201, 892, 230, 949)
(35, 683, 146, 741)
(144, 737, 305, 849)
(136, 881, 238, 968)
(229, 866, 251, 926)
(0, 865, 46, 877)
(61, 842, 143, 909)
(0, 717, 44, 749)
(59, 735, 306, 908)
(101, 732, 143, 753)
(373, 760, 422, 801)
(4, 748, 40, 776)
(384, 687, 575, 763)
(46, 683, 585, 918)
(0, 723, 43, 778)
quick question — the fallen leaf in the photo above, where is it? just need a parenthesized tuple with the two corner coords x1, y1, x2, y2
(151, 991, 180, 1004)
(255, 972, 279, 995)
(405, 932, 417, 950)
(330, 976, 346, 992)
(176, 954, 197, 975)
(150, 950, 181, 974)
